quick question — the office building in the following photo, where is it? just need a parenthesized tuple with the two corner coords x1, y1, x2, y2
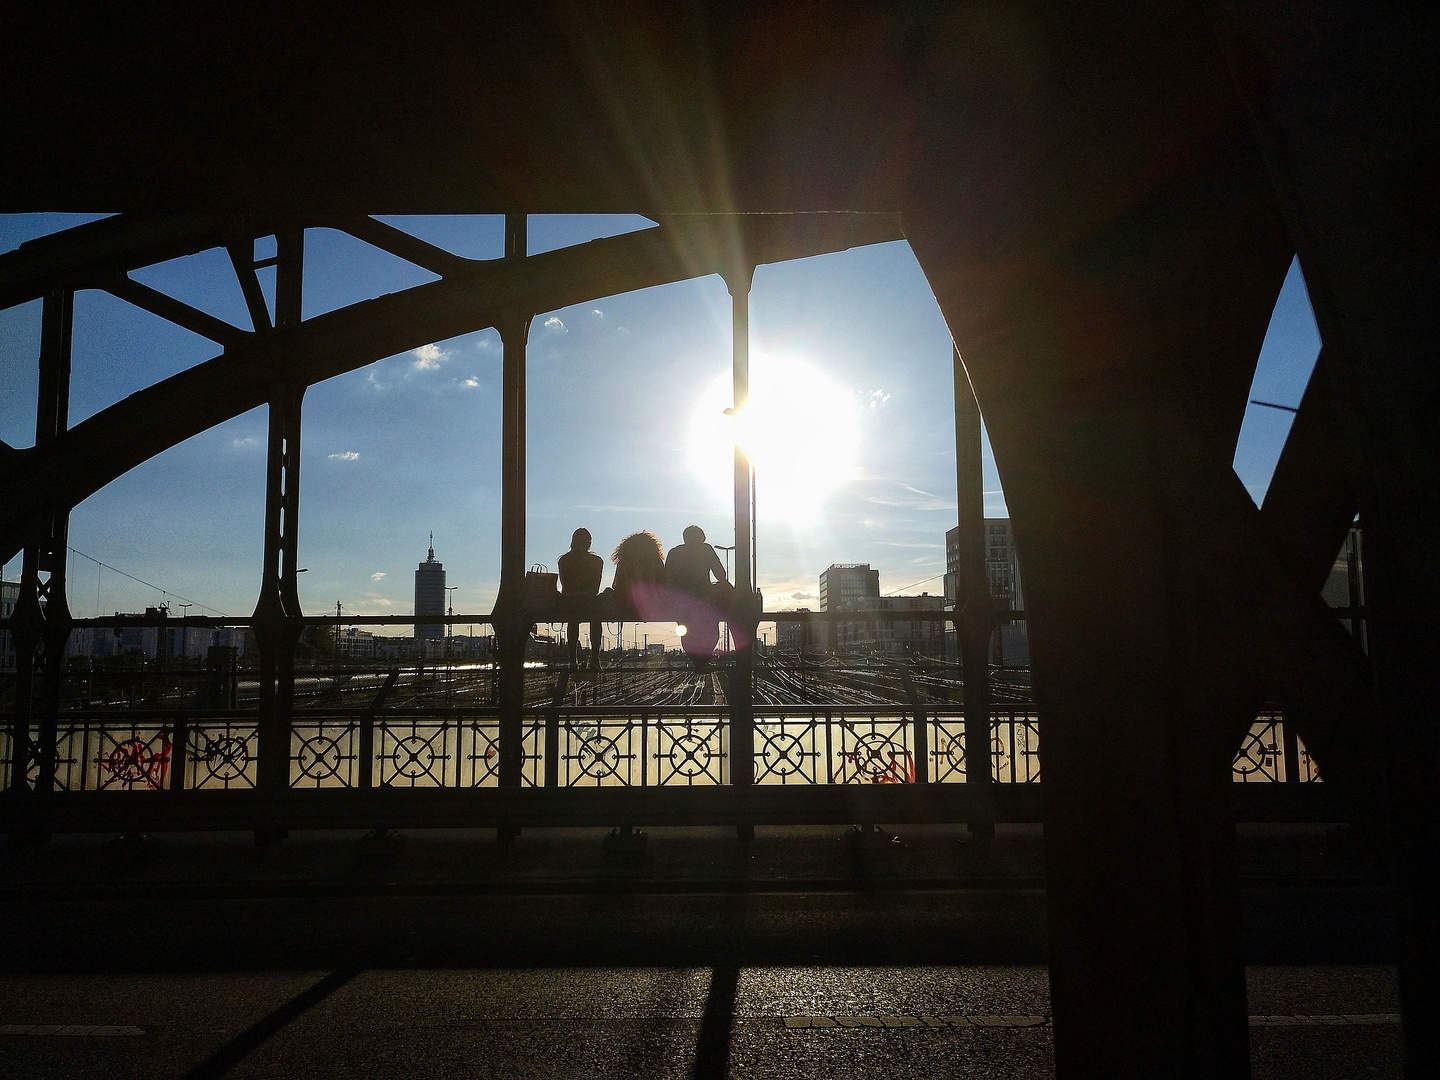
(946, 519, 1025, 610)
(414, 534, 446, 643)
(818, 564, 879, 653)
(819, 564, 880, 612)
(945, 518, 1030, 665)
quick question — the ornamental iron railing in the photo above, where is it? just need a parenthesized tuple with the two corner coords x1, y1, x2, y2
(0, 707, 1317, 793)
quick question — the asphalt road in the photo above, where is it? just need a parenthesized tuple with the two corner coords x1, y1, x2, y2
(0, 824, 1403, 1077)
(0, 965, 1404, 1079)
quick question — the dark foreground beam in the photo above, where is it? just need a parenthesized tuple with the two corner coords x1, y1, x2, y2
(904, 49, 1291, 1074)
(0, 783, 1344, 834)
(1261, 348, 1359, 593)
(0, 213, 253, 311)
(1226, 6, 1440, 1073)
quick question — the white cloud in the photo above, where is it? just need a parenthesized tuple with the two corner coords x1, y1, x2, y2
(462, 377, 479, 388)
(230, 436, 258, 448)
(412, 343, 446, 370)
(328, 451, 360, 461)
(858, 481, 956, 512)
(592, 308, 604, 317)
(869, 389, 892, 409)
(371, 572, 386, 581)
(543, 316, 566, 332)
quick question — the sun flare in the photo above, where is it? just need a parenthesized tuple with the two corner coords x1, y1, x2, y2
(687, 353, 860, 525)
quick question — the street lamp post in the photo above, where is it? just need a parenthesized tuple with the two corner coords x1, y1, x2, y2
(714, 545, 735, 653)
(177, 601, 192, 663)
(444, 586, 458, 697)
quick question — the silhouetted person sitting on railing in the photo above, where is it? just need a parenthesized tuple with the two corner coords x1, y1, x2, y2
(666, 525, 728, 598)
(666, 524, 732, 666)
(558, 527, 604, 672)
(609, 531, 667, 622)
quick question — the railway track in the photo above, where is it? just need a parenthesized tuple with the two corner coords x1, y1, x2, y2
(41, 657, 1034, 714)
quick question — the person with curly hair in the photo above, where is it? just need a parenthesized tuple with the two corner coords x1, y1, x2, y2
(610, 531, 666, 621)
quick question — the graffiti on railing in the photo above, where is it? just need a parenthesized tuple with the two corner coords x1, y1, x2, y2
(834, 733, 914, 784)
(98, 734, 170, 790)
(190, 723, 257, 788)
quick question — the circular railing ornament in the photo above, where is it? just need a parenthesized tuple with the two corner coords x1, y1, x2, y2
(297, 735, 344, 781)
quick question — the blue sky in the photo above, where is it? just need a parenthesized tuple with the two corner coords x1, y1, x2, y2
(1, 216, 1319, 638)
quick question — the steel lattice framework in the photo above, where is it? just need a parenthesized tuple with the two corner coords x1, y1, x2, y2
(2, 4, 1437, 1074)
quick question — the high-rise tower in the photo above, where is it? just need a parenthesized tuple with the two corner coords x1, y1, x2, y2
(414, 533, 446, 643)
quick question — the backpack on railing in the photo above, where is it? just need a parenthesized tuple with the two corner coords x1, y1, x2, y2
(522, 563, 560, 616)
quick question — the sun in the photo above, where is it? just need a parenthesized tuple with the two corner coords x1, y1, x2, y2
(687, 353, 860, 524)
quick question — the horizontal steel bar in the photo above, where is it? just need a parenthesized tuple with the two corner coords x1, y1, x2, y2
(32, 605, 1367, 632)
(44, 608, 1050, 630)
(0, 783, 1345, 833)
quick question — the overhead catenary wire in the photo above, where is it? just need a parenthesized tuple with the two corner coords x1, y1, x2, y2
(884, 572, 946, 596)
(67, 546, 228, 617)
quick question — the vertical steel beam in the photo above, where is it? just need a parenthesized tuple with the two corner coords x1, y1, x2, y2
(497, 214, 531, 795)
(251, 227, 305, 821)
(952, 347, 994, 834)
(726, 266, 757, 803)
(9, 289, 74, 808)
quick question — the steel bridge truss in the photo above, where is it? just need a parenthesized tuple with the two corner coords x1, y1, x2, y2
(0, 212, 1342, 837)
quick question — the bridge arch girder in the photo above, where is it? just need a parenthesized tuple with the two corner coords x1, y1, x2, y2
(0, 210, 902, 564)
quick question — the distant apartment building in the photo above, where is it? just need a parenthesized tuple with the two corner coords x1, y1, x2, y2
(335, 626, 377, 659)
(1322, 525, 1365, 647)
(945, 518, 1029, 665)
(868, 594, 946, 656)
(776, 609, 811, 651)
(414, 535, 446, 643)
(817, 565, 945, 656)
(66, 613, 246, 661)
(375, 635, 411, 660)
(1, 579, 17, 668)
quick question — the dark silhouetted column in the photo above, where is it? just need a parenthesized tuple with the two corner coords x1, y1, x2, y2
(952, 346, 994, 835)
(904, 42, 1283, 1073)
(252, 227, 305, 832)
(9, 288, 74, 817)
(1226, 7, 1440, 1071)
(496, 213, 531, 797)
(726, 265, 756, 817)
